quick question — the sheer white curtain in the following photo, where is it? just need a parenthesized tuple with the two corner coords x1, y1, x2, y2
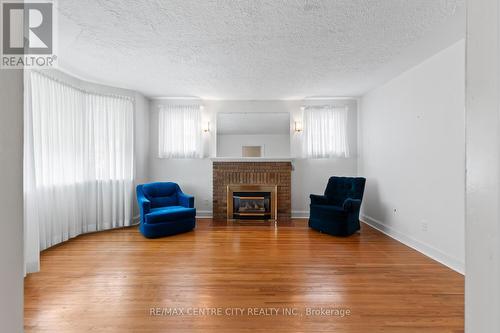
(303, 105, 350, 158)
(158, 104, 202, 158)
(24, 71, 134, 274)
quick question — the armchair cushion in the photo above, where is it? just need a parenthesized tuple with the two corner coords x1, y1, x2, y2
(145, 206, 196, 224)
(150, 195, 178, 208)
(142, 182, 180, 208)
(310, 204, 347, 220)
(325, 177, 366, 204)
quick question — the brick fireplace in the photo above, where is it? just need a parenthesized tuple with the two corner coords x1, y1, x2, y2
(212, 161, 292, 221)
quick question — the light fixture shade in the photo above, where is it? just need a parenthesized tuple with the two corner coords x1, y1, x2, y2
(203, 121, 211, 132)
(294, 121, 303, 132)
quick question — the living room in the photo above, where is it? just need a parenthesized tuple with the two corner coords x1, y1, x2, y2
(1, 1, 498, 332)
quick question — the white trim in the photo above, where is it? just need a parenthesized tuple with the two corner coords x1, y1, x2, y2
(360, 214, 465, 274)
(196, 210, 213, 218)
(292, 211, 309, 219)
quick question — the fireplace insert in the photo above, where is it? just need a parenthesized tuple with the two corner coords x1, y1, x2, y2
(232, 191, 271, 220)
(226, 184, 277, 221)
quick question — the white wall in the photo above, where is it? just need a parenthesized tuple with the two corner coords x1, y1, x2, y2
(465, 0, 500, 331)
(358, 40, 466, 273)
(217, 134, 290, 157)
(0, 70, 24, 332)
(149, 99, 358, 217)
(44, 69, 151, 219)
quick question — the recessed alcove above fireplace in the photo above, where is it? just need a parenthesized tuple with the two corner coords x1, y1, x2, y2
(216, 112, 291, 158)
(212, 161, 292, 222)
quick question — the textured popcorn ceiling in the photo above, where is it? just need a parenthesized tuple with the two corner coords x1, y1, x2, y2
(56, 0, 465, 99)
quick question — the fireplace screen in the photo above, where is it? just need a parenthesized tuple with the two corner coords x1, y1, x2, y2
(233, 192, 271, 220)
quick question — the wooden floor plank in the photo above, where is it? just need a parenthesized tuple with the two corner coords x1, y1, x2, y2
(24, 219, 464, 332)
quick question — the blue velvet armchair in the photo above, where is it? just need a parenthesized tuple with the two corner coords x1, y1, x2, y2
(136, 182, 196, 238)
(309, 177, 366, 237)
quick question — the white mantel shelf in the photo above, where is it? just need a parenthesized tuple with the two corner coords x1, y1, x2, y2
(211, 157, 294, 162)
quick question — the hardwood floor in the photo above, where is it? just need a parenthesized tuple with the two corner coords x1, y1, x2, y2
(24, 219, 464, 332)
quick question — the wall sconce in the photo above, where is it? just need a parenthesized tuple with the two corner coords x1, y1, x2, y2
(203, 121, 211, 133)
(294, 121, 303, 133)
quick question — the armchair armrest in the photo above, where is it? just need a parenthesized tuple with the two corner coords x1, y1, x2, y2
(136, 189, 151, 215)
(178, 192, 194, 208)
(342, 198, 362, 212)
(310, 194, 330, 205)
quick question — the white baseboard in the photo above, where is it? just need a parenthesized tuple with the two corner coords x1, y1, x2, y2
(196, 210, 213, 218)
(292, 211, 309, 219)
(360, 214, 464, 274)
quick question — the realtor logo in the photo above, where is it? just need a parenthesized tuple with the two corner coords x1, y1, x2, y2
(1, 0, 57, 68)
